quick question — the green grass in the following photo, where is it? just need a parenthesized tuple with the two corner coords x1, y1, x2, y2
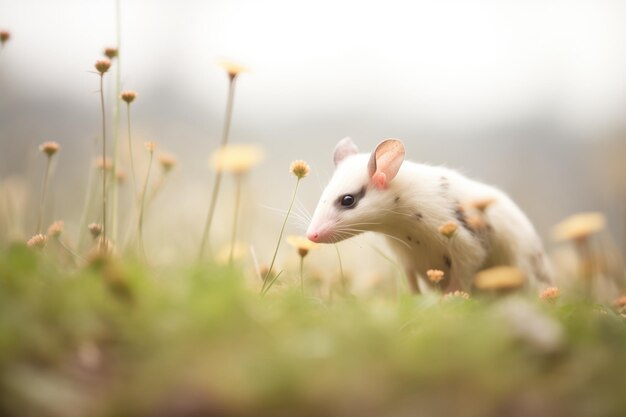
(1, 243, 625, 417)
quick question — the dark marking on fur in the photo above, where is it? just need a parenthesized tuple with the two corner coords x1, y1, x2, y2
(454, 205, 471, 232)
(443, 255, 452, 269)
(440, 176, 449, 190)
(394, 195, 400, 203)
(414, 212, 423, 221)
(406, 235, 412, 242)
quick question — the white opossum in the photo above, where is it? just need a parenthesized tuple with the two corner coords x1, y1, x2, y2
(306, 137, 552, 293)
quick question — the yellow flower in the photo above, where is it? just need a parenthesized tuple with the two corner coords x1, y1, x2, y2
(39, 141, 60, 157)
(290, 160, 310, 179)
(438, 221, 458, 238)
(474, 266, 525, 290)
(552, 212, 606, 242)
(104, 47, 118, 59)
(539, 287, 559, 300)
(159, 153, 177, 173)
(95, 156, 113, 171)
(27, 233, 48, 249)
(286, 235, 319, 258)
(443, 291, 470, 301)
(88, 223, 103, 238)
(215, 242, 247, 264)
(120, 90, 137, 104)
(0, 30, 10, 46)
(217, 60, 248, 79)
(426, 269, 445, 283)
(144, 141, 156, 153)
(47, 220, 64, 238)
(210, 144, 264, 175)
(95, 59, 111, 74)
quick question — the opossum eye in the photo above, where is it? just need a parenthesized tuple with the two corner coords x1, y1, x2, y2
(340, 194, 355, 207)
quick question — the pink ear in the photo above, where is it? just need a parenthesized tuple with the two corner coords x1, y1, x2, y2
(368, 139, 405, 189)
(333, 137, 359, 167)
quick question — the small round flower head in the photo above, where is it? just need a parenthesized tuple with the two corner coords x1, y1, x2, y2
(286, 235, 319, 258)
(159, 153, 177, 173)
(27, 233, 48, 249)
(211, 144, 264, 174)
(0, 30, 10, 46)
(539, 287, 559, 300)
(47, 220, 64, 238)
(443, 290, 470, 301)
(95, 59, 111, 74)
(290, 160, 310, 179)
(116, 168, 127, 184)
(103, 47, 118, 59)
(144, 141, 156, 153)
(427, 269, 445, 283)
(215, 243, 247, 264)
(88, 223, 103, 239)
(120, 90, 137, 104)
(39, 141, 60, 157)
(552, 212, 606, 242)
(474, 266, 525, 290)
(217, 60, 248, 80)
(438, 221, 458, 239)
(95, 156, 113, 171)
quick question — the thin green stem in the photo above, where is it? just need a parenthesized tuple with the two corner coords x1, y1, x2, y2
(126, 104, 138, 195)
(99, 74, 108, 253)
(198, 76, 237, 260)
(299, 256, 304, 294)
(110, 0, 122, 243)
(138, 150, 154, 261)
(261, 178, 301, 294)
(56, 237, 87, 263)
(229, 174, 243, 265)
(334, 244, 346, 292)
(36, 156, 52, 233)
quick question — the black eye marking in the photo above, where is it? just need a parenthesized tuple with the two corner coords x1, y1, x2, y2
(443, 255, 452, 269)
(335, 187, 366, 210)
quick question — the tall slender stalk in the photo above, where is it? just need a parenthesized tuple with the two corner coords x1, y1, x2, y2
(299, 256, 304, 294)
(138, 144, 155, 260)
(123, 99, 138, 194)
(36, 156, 52, 233)
(99, 74, 107, 252)
(228, 174, 243, 265)
(95, 59, 111, 252)
(261, 178, 301, 294)
(110, 0, 122, 243)
(198, 75, 238, 260)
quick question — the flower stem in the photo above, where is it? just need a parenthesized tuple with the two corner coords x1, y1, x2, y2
(138, 150, 154, 261)
(198, 76, 237, 260)
(36, 156, 52, 233)
(334, 243, 346, 292)
(299, 256, 304, 294)
(99, 73, 108, 253)
(229, 174, 243, 265)
(126, 104, 138, 196)
(261, 178, 301, 294)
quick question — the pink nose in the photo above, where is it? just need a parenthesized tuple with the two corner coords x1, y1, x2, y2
(307, 231, 320, 242)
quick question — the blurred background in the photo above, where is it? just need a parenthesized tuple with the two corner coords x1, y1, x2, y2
(0, 0, 625, 276)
